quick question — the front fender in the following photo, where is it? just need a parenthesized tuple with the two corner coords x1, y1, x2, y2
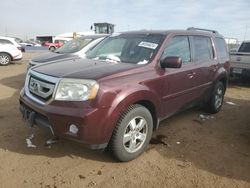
(101, 85, 161, 143)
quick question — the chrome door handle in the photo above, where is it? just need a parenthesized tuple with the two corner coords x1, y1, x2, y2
(187, 71, 196, 78)
(187, 73, 194, 78)
(209, 65, 218, 72)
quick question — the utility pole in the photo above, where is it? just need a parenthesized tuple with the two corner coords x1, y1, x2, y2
(5, 26, 7, 37)
(243, 24, 248, 41)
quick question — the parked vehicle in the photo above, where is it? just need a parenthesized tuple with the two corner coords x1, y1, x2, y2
(0, 36, 25, 52)
(42, 41, 52, 47)
(27, 34, 108, 69)
(48, 39, 71, 51)
(20, 28, 229, 161)
(230, 41, 250, 78)
(0, 43, 22, 65)
(20, 41, 41, 47)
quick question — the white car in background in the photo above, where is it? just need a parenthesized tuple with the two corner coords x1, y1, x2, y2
(0, 36, 25, 52)
(0, 44, 22, 65)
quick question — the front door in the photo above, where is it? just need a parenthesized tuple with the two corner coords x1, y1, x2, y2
(160, 35, 197, 117)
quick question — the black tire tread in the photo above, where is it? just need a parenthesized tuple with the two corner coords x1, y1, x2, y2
(110, 104, 152, 162)
(205, 81, 225, 114)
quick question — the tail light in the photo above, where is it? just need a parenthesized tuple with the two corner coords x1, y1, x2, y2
(224, 60, 230, 70)
(17, 46, 22, 51)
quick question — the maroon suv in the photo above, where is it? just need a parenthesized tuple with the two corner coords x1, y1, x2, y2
(20, 28, 230, 161)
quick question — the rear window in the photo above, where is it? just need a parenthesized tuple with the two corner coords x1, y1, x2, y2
(193, 36, 213, 61)
(215, 38, 228, 59)
(238, 42, 250, 52)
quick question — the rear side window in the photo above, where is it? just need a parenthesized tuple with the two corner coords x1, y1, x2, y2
(0, 39, 12, 44)
(162, 36, 191, 63)
(193, 36, 213, 61)
(238, 42, 250, 52)
(215, 38, 228, 59)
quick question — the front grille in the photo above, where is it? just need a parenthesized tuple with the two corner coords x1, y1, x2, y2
(25, 70, 60, 105)
(28, 76, 55, 101)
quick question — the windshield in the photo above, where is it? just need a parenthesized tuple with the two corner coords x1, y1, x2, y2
(86, 34, 164, 64)
(55, 38, 93, 53)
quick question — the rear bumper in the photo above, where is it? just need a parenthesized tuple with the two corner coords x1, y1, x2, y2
(19, 91, 112, 149)
(230, 67, 250, 77)
(13, 53, 22, 61)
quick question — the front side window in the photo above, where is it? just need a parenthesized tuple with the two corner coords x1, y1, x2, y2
(193, 36, 213, 61)
(55, 38, 92, 53)
(86, 34, 164, 64)
(161, 36, 191, 63)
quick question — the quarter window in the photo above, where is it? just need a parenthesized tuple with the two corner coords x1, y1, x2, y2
(215, 38, 228, 59)
(162, 36, 191, 63)
(0, 39, 12, 44)
(193, 36, 213, 61)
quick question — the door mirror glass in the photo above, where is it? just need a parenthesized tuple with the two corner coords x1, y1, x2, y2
(160, 56, 182, 68)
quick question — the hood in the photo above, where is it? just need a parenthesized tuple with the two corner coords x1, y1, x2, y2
(32, 52, 78, 63)
(32, 58, 138, 80)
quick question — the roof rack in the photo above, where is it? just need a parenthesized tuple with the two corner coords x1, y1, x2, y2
(187, 27, 218, 34)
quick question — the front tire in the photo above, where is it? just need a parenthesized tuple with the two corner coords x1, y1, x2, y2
(206, 81, 225, 114)
(110, 104, 153, 162)
(0, 53, 11, 66)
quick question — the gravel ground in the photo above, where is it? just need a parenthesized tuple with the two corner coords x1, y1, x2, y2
(0, 52, 249, 188)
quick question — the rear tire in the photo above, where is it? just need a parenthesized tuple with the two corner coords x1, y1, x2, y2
(0, 53, 11, 66)
(110, 104, 153, 162)
(49, 46, 56, 52)
(205, 81, 225, 114)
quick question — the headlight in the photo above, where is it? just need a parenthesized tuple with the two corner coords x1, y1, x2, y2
(55, 79, 99, 101)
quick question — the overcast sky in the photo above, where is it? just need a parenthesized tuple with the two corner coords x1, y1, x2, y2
(0, 0, 249, 41)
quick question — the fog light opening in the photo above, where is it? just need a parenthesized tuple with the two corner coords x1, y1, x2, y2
(69, 124, 79, 134)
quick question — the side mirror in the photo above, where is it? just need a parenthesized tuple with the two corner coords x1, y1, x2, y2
(160, 56, 182, 68)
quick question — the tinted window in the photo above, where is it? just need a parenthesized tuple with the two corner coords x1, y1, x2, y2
(238, 42, 250, 52)
(0, 39, 12, 44)
(162, 36, 191, 63)
(215, 38, 228, 59)
(193, 36, 213, 61)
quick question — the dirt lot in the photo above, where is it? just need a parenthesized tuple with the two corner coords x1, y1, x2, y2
(0, 53, 249, 188)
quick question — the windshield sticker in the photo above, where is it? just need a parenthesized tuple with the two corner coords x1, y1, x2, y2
(137, 60, 148, 65)
(138, 41, 158, 49)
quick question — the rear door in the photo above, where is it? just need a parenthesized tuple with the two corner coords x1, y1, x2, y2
(190, 35, 217, 98)
(215, 37, 230, 73)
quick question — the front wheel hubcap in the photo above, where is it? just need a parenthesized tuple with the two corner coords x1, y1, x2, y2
(0, 55, 9, 65)
(123, 116, 148, 153)
(215, 87, 223, 109)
